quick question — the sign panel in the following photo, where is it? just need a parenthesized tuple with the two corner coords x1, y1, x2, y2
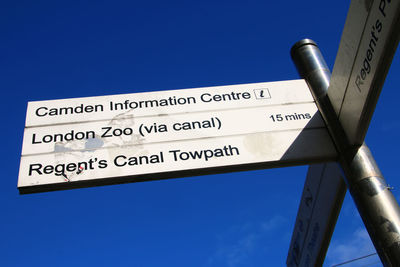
(328, 0, 400, 145)
(25, 79, 313, 127)
(22, 103, 323, 155)
(19, 80, 337, 194)
(287, 163, 346, 267)
(19, 129, 336, 194)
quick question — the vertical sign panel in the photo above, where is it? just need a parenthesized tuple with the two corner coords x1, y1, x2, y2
(287, 163, 346, 266)
(328, 0, 400, 145)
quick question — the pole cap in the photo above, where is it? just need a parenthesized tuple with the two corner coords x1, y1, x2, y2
(290, 39, 317, 59)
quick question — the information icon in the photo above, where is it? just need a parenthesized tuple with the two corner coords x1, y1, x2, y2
(254, 88, 271, 99)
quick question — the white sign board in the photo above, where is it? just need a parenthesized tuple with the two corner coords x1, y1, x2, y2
(328, 0, 400, 145)
(287, 163, 346, 267)
(18, 80, 337, 193)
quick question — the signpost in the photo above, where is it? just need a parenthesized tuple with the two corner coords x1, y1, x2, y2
(16, 0, 400, 265)
(291, 38, 400, 266)
(287, 1, 400, 264)
(18, 80, 336, 194)
(287, 163, 346, 267)
(328, 0, 400, 145)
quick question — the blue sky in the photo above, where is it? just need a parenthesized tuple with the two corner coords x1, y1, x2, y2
(1, 0, 398, 266)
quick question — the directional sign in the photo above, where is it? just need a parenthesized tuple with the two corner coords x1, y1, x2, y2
(25, 80, 314, 127)
(18, 80, 337, 194)
(287, 163, 346, 267)
(22, 103, 324, 155)
(328, 0, 400, 145)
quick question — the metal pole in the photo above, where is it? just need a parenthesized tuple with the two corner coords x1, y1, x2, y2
(290, 39, 400, 266)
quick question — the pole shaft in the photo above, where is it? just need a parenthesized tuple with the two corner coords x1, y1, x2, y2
(291, 39, 400, 266)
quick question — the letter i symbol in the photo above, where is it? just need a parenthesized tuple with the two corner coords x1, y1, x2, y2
(254, 88, 270, 99)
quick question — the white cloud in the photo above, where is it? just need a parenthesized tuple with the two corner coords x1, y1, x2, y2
(261, 215, 286, 232)
(325, 228, 379, 267)
(205, 215, 287, 267)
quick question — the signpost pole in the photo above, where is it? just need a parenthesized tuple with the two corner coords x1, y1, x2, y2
(291, 39, 400, 266)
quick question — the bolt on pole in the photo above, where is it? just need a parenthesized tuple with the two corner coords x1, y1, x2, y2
(290, 39, 400, 266)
